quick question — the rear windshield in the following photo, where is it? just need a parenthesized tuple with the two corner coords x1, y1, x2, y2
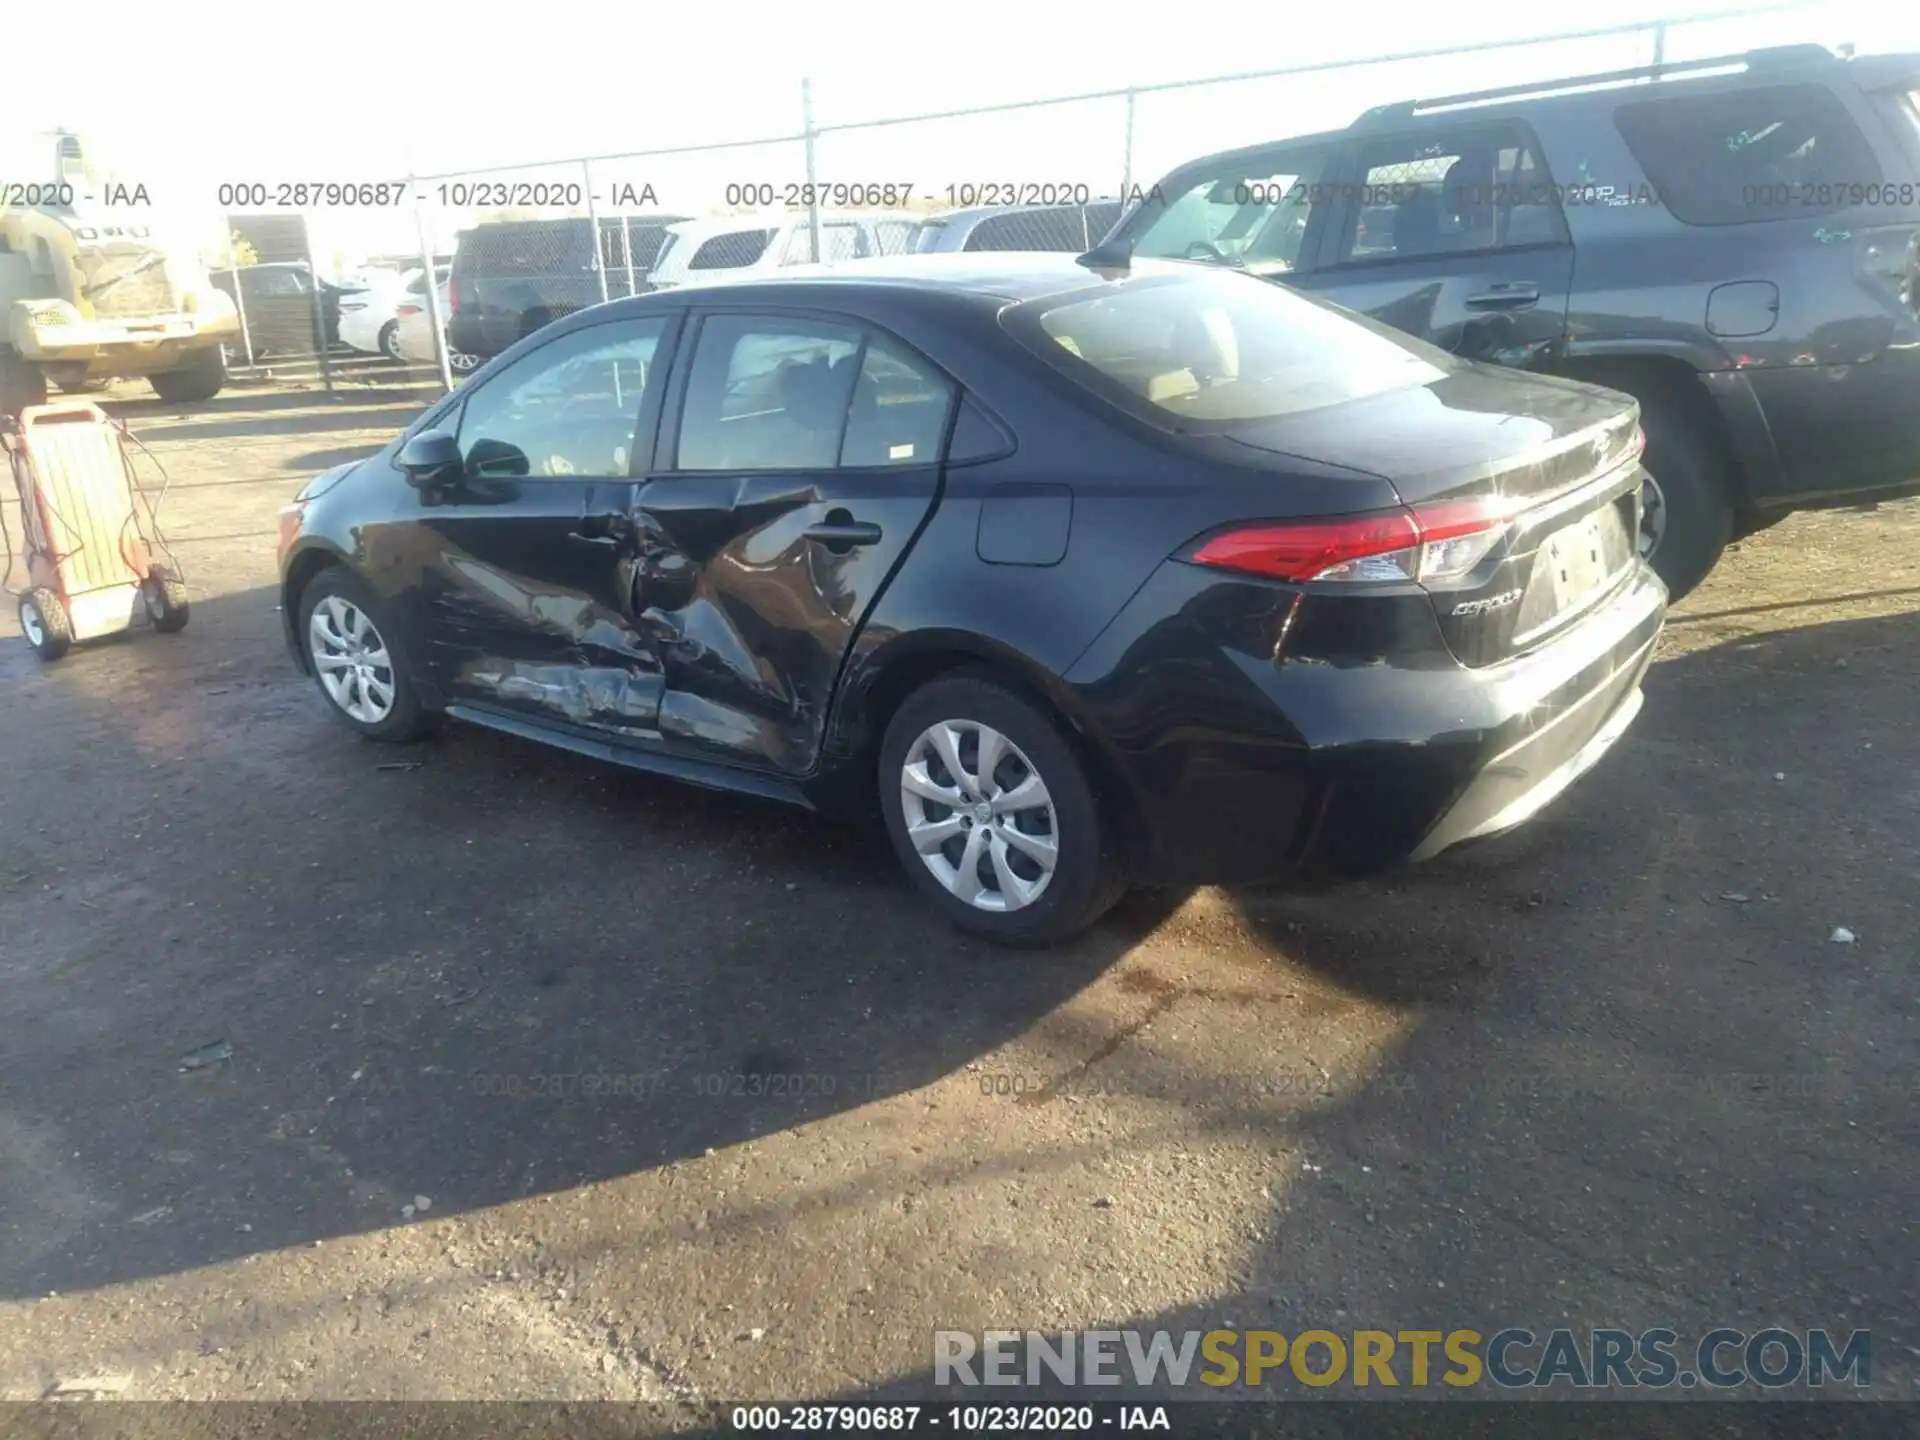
(456, 222, 586, 275)
(690, 228, 776, 270)
(1008, 269, 1450, 425)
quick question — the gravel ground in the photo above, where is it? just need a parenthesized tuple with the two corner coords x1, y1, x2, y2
(0, 382, 1914, 1417)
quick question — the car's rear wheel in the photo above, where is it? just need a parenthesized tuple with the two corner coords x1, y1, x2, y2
(880, 674, 1123, 946)
(1637, 396, 1733, 601)
(297, 568, 431, 742)
(379, 321, 402, 361)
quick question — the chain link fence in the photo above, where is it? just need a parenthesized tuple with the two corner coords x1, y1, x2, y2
(238, 2, 1825, 400)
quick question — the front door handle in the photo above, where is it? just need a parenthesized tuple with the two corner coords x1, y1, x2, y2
(804, 509, 883, 553)
(1465, 282, 1540, 310)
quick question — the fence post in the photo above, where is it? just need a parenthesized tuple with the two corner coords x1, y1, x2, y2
(622, 214, 635, 297)
(1651, 21, 1667, 66)
(802, 76, 823, 263)
(304, 218, 333, 395)
(227, 249, 255, 368)
(1122, 86, 1137, 198)
(412, 181, 454, 394)
(584, 158, 610, 304)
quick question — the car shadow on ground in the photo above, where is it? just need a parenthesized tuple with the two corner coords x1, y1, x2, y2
(781, 606, 1918, 1417)
(0, 583, 1182, 1301)
(0, 583, 1913, 1420)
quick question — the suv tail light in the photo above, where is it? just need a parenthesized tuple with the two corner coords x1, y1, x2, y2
(447, 276, 461, 312)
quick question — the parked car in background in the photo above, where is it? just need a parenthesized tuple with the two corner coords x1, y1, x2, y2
(277, 255, 1662, 945)
(1101, 43, 1920, 597)
(644, 211, 920, 292)
(340, 265, 452, 360)
(395, 281, 480, 374)
(912, 200, 1127, 253)
(211, 262, 364, 359)
(446, 214, 689, 363)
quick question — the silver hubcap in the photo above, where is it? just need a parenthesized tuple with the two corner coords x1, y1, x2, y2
(900, 719, 1058, 913)
(450, 351, 479, 373)
(383, 326, 401, 358)
(309, 595, 396, 724)
(21, 602, 44, 646)
(1639, 473, 1666, 560)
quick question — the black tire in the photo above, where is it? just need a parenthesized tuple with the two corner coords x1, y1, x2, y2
(0, 350, 49, 415)
(143, 566, 190, 633)
(149, 348, 226, 404)
(378, 321, 402, 361)
(19, 587, 73, 661)
(879, 673, 1125, 947)
(1638, 395, 1734, 601)
(295, 566, 433, 742)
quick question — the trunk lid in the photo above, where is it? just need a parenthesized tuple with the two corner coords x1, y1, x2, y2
(1226, 367, 1645, 666)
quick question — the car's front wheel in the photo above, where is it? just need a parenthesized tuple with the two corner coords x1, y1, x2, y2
(879, 674, 1124, 946)
(297, 568, 431, 742)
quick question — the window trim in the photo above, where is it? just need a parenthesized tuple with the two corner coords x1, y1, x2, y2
(652, 305, 963, 477)
(1313, 118, 1570, 271)
(442, 311, 683, 483)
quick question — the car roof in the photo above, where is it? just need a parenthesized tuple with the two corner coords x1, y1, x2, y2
(664, 211, 918, 240)
(630, 252, 1203, 307)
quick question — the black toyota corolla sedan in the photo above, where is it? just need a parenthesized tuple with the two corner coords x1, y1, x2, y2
(277, 254, 1665, 945)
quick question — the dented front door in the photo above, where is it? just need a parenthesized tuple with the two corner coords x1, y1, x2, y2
(414, 316, 677, 734)
(630, 310, 955, 775)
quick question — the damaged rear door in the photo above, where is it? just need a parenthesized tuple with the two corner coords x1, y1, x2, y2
(417, 314, 679, 734)
(630, 308, 954, 774)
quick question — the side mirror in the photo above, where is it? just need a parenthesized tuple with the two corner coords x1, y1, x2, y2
(398, 428, 462, 489)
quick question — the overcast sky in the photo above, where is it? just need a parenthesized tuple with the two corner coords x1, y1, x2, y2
(7, 0, 1918, 269)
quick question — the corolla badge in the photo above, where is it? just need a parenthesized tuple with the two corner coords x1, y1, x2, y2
(1452, 589, 1523, 617)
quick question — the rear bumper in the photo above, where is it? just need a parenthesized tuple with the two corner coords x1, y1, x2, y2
(1069, 561, 1667, 887)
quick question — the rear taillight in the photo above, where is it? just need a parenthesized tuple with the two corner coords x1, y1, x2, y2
(1191, 496, 1519, 585)
(397, 304, 423, 318)
(448, 277, 461, 311)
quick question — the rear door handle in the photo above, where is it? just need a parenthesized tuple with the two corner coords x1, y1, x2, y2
(1465, 283, 1540, 310)
(804, 511, 883, 552)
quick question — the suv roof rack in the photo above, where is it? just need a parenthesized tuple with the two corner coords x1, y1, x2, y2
(1355, 44, 1839, 124)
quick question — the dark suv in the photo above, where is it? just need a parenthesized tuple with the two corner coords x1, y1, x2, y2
(1101, 44, 1920, 596)
(447, 214, 689, 362)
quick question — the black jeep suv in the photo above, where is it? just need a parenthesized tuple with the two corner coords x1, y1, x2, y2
(1102, 44, 1920, 596)
(447, 214, 689, 364)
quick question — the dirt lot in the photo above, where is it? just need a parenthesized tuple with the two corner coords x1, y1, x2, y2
(0, 382, 1915, 1416)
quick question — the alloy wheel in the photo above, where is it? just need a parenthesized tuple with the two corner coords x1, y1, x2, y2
(899, 719, 1058, 912)
(308, 594, 396, 724)
(1639, 473, 1667, 561)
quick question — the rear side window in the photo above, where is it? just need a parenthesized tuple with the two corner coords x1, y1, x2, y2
(691, 228, 776, 269)
(459, 222, 585, 275)
(964, 207, 1089, 251)
(1012, 270, 1450, 425)
(1615, 83, 1882, 225)
(1337, 128, 1567, 262)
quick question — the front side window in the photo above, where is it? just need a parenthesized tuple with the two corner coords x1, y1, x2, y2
(676, 316, 954, 471)
(1129, 147, 1335, 275)
(1011, 269, 1450, 426)
(1615, 82, 1882, 225)
(454, 319, 666, 479)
